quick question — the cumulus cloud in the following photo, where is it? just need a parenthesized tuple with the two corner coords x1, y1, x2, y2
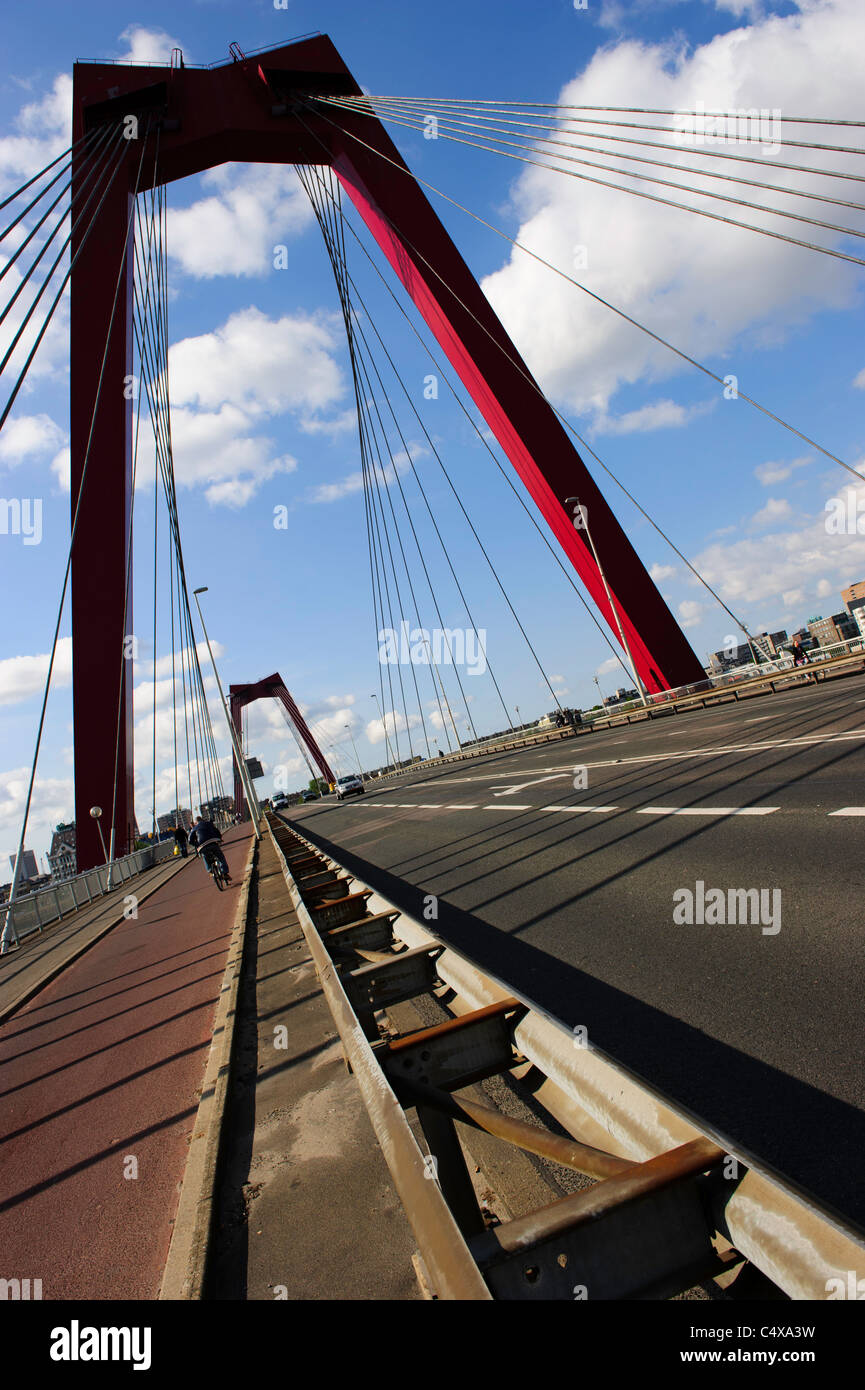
(591, 399, 711, 436)
(678, 599, 706, 627)
(169, 307, 345, 418)
(650, 562, 677, 582)
(306, 446, 421, 504)
(691, 472, 865, 615)
(169, 165, 313, 279)
(131, 306, 351, 505)
(0, 414, 65, 467)
(0, 765, 74, 872)
(481, 0, 865, 419)
(754, 455, 812, 486)
(751, 497, 793, 527)
(116, 25, 184, 65)
(0, 637, 71, 707)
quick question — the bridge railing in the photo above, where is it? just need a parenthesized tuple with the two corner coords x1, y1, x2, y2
(0, 839, 178, 953)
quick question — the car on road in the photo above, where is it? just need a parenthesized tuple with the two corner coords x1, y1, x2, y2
(301, 790, 318, 803)
(335, 774, 364, 800)
(272, 793, 289, 810)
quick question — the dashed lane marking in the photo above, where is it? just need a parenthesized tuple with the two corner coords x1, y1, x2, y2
(636, 805, 779, 817)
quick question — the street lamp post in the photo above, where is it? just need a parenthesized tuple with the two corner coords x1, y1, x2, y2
(345, 723, 364, 779)
(567, 498, 648, 708)
(90, 805, 109, 863)
(193, 588, 261, 839)
(371, 693, 396, 770)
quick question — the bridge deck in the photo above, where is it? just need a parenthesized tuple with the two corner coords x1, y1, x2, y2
(0, 827, 251, 1300)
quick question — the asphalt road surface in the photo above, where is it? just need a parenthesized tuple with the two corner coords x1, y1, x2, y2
(285, 674, 865, 1232)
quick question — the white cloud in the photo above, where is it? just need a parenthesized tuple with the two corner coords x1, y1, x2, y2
(116, 25, 183, 64)
(713, 0, 766, 17)
(754, 455, 811, 486)
(306, 447, 421, 504)
(135, 402, 298, 507)
(854, 367, 865, 390)
(0, 414, 65, 467)
(168, 165, 313, 279)
(591, 399, 709, 436)
(0, 638, 71, 707)
(751, 497, 793, 528)
(365, 710, 422, 746)
(650, 562, 677, 582)
(691, 473, 865, 614)
(0, 765, 74, 873)
(678, 599, 706, 627)
(168, 307, 345, 420)
(597, 656, 622, 675)
(481, 0, 865, 417)
(51, 447, 70, 491)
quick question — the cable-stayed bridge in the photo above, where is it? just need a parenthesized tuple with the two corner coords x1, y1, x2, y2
(1, 33, 864, 1311)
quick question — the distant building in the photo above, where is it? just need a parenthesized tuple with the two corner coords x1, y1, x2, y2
(841, 581, 865, 638)
(9, 849, 38, 880)
(199, 796, 234, 822)
(47, 823, 77, 882)
(752, 630, 788, 659)
(603, 687, 640, 706)
(808, 613, 858, 649)
(157, 808, 193, 833)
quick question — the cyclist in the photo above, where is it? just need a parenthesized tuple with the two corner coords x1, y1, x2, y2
(189, 815, 232, 883)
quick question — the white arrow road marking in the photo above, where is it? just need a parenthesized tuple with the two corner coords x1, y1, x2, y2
(491, 774, 568, 797)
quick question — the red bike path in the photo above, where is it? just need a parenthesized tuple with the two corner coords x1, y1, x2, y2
(0, 827, 252, 1300)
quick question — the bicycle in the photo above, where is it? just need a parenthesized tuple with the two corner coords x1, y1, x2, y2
(197, 843, 230, 891)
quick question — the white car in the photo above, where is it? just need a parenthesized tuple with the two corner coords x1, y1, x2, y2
(335, 774, 365, 800)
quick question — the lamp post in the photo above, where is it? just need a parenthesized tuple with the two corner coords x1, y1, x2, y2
(371, 693, 396, 770)
(90, 805, 110, 872)
(566, 498, 648, 707)
(345, 723, 364, 779)
(193, 587, 261, 839)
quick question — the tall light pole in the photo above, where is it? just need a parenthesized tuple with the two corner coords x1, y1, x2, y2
(345, 723, 364, 779)
(567, 498, 648, 707)
(371, 693, 396, 770)
(193, 588, 261, 839)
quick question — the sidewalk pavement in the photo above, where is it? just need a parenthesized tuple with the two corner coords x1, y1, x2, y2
(0, 826, 252, 1300)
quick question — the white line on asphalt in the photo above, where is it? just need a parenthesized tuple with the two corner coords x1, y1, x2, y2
(636, 805, 779, 816)
(483, 804, 532, 811)
(491, 774, 567, 796)
(445, 804, 479, 809)
(828, 807, 865, 816)
(540, 804, 618, 814)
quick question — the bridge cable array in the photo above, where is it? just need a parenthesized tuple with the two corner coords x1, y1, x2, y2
(0, 117, 228, 923)
(299, 158, 585, 758)
(294, 103, 774, 669)
(309, 95, 865, 489)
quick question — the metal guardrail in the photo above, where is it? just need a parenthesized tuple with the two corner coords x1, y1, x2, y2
(264, 810, 865, 1300)
(361, 640, 865, 783)
(0, 839, 178, 953)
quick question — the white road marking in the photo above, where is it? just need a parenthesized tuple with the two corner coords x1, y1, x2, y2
(745, 716, 772, 722)
(541, 804, 618, 814)
(483, 804, 532, 811)
(637, 805, 778, 817)
(829, 806, 865, 816)
(491, 775, 567, 797)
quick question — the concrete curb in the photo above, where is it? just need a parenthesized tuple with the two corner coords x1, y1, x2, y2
(159, 832, 258, 1300)
(0, 855, 191, 1027)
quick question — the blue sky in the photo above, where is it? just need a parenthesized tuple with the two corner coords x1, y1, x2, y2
(1, 0, 864, 868)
